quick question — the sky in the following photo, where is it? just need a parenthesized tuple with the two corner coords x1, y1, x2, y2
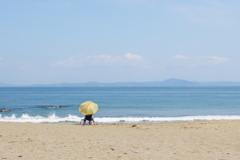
(1, 0, 240, 85)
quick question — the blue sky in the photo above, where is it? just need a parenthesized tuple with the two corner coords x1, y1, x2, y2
(1, 0, 240, 85)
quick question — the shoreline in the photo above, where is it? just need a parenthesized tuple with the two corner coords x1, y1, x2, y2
(2, 113, 240, 124)
(1, 120, 240, 159)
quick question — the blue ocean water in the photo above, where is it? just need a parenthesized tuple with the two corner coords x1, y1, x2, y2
(0, 87, 240, 124)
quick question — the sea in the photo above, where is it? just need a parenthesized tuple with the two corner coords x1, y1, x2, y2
(1, 87, 240, 124)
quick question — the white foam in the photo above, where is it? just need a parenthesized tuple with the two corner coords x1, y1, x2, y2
(95, 116, 240, 123)
(0, 113, 81, 123)
(1, 114, 240, 124)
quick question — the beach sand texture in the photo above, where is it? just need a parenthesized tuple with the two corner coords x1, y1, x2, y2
(1, 120, 240, 160)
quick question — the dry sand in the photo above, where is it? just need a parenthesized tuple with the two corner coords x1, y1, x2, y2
(1, 120, 240, 160)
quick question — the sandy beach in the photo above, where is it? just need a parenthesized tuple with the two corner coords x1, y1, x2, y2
(1, 120, 240, 160)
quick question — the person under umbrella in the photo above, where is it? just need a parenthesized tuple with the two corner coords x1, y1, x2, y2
(83, 115, 96, 125)
(79, 101, 98, 125)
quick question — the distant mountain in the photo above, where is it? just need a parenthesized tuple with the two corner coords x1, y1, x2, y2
(1, 78, 240, 87)
(161, 78, 200, 86)
(0, 83, 13, 87)
(28, 79, 200, 87)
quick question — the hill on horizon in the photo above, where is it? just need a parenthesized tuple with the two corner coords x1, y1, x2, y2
(1, 78, 240, 87)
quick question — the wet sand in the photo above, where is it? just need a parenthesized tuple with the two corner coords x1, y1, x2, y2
(1, 120, 240, 160)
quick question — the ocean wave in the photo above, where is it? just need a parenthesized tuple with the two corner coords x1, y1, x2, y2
(1, 114, 240, 124)
(0, 113, 80, 123)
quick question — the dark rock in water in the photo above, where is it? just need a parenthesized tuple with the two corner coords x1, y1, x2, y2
(0, 109, 11, 112)
(53, 105, 67, 108)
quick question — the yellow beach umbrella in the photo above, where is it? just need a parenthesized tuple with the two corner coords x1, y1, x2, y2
(79, 101, 98, 115)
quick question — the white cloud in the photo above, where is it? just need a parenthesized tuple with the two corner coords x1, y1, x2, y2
(86, 55, 121, 66)
(124, 53, 144, 61)
(51, 53, 150, 68)
(203, 56, 228, 64)
(0, 58, 2, 60)
(169, 55, 229, 68)
(174, 55, 189, 60)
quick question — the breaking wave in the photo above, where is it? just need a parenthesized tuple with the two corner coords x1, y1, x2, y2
(1, 113, 240, 124)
